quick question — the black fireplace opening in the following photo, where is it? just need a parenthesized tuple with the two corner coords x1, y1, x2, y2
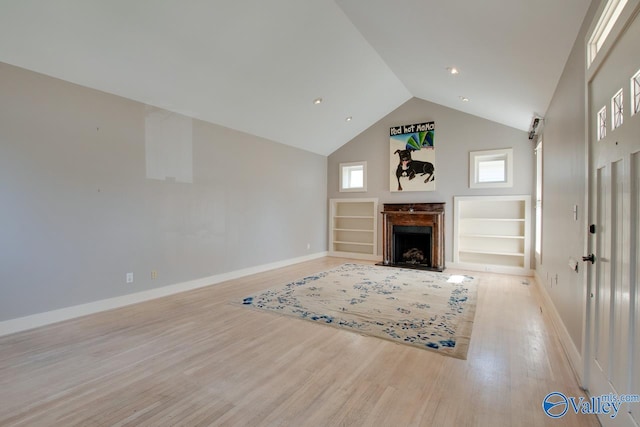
(392, 225, 432, 268)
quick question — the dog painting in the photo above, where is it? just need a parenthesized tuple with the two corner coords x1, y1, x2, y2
(389, 121, 436, 192)
(394, 149, 435, 191)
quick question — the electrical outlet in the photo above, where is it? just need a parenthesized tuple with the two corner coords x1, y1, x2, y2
(306, 243, 311, 250)
(126, 272, 134, 284)
(151, 271, 158, 279)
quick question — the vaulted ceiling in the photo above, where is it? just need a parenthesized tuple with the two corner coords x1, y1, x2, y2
(0, 0, 592, 155)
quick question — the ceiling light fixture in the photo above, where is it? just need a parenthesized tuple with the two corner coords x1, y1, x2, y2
(313, 97, 323, 105)
(459, 96, 470, 102)
(345, 116, 353, 122)
(447, 67, 459, 75)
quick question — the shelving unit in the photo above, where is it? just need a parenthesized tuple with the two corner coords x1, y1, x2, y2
(453, 195, 531, 274)
(329, 198, 378, 260)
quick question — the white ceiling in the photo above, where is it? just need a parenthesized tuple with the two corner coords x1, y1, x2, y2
(0, 0, 591, 155)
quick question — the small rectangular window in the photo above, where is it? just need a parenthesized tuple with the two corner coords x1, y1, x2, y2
(587, 0, 629, 67)
(343, 166, 363, 188)
(612, 89, 623, 129)
(632, 69, 640, 116)
(598, 106, 607, 140)
(477, 159, 506, 183)
(339, 161, 367, 192)
(469, 148, 513, 188)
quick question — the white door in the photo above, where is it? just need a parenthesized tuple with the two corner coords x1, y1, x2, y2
(586, 5, 640, 427)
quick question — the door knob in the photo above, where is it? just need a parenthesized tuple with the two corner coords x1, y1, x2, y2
(582, 254, 596, 264)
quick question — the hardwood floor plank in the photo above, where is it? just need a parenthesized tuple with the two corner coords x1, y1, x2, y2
(0, 257, 599, 426)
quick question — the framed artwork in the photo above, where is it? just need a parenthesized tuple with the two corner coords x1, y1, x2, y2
(389, 121, 436, 192)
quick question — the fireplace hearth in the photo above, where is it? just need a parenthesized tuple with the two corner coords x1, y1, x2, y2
(378, 203, 444, 271)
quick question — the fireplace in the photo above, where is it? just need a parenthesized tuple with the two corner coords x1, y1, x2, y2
(394, 225, 432, 267)
(379, 203, 444, 271)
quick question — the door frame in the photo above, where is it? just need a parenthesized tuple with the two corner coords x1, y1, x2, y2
(582, 0, 640, 389)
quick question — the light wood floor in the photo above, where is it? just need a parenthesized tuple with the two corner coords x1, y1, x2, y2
(0, 257, 599, 426)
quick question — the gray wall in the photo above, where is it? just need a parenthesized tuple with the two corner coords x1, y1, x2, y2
(0, 62, 327, 321)
(328, 97, 534, 263)
(537, 0, 599, 354)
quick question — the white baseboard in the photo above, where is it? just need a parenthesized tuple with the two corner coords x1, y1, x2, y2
(447, 262, 533, 276)
(533, 270, 583, 385)
(0, 251, 328, 337)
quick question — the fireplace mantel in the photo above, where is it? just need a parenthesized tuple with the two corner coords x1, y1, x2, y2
(379, 203, 445, 271)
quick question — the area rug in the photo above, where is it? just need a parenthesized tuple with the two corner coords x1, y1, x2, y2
(240, 263, 478, 359)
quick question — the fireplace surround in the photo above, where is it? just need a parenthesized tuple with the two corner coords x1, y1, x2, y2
(379, 203, 445, 271)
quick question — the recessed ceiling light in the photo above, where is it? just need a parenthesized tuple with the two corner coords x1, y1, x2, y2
(459, 96, 470, 102)
(447, 67, 459, 75)
(313, 97, 323, 105)
(345, 116, 353, 122)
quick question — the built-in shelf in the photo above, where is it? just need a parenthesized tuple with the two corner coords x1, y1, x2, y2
(330, 198, 378, 260)
(462, 218, 525, 222)
(460, 234, 525, 239)
(334, 216, 375, 219)
(333, 241, 375, 246)
(458, 249, 525, 256)
(453, 195, 531, 275)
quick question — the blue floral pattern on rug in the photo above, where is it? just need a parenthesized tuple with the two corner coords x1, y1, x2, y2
(240, 263, 477, 359)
